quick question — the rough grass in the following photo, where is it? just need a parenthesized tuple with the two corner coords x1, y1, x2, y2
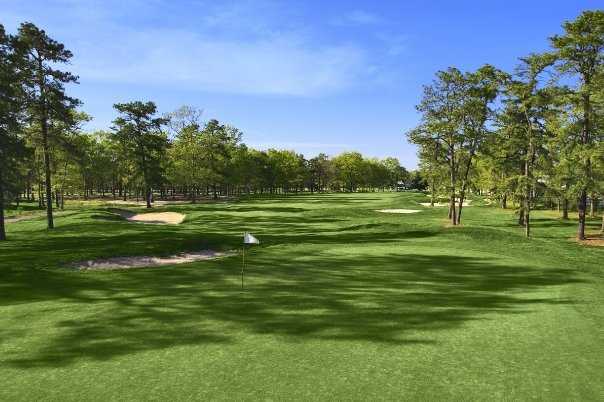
(1, 192, 603, 401)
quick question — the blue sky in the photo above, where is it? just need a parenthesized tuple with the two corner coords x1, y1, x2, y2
(2, 0, 602, 168)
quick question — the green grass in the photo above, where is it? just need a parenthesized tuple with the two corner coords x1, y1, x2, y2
(1, 192, 603, 400)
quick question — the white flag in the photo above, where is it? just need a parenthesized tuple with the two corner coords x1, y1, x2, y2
(243, 232, 260, 245)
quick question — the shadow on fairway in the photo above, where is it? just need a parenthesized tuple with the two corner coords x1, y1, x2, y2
(0, 193, 588, 369)
(1, 249, 582, 368)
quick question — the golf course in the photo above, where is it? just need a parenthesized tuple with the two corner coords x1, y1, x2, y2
(1, 192, 602, 400)
(2, 3, 604, 400)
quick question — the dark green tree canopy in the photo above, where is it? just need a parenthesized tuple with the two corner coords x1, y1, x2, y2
(16, 22, 80, 126)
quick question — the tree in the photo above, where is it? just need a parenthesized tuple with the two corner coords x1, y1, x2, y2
(168, 124, 206, 202)
(501, 54, 556, 237)
(381, 157, 408, 190)
(332, 152, 366, 192)
(408, 171, 427, 190)
(264, 149, 305, 193)
(455, 65, 506, 223)
(594, 74, 604, 231)
(112, 101, 168, 208)
(409, 66, 503, 224)
(551, 10, 604, 240)
(307, 153, 333, 192)
(0, 24, 27, 241)
(16, 22, 80, 229)
(199, 119, 241, 198)
(164, 105, 203, 139)
(409, 68, 467, 224)
(417, 141, 446, 204)
(545, 97, 577, 220)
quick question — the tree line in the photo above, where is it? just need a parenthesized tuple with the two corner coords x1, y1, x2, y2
(408, 10, 604, 240)
(0, 22, 415, 240)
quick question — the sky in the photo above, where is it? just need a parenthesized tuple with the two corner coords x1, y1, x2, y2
(2, 0, 602, 168)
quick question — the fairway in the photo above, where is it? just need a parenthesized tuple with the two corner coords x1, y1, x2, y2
(1, 192, 603, 400)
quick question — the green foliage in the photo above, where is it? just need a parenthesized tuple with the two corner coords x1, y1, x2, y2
(12, 22, 82, 229)
(332, 151, 366, 191)
(0, 24, 28, 240)
(408, 64, 505, 223)
(550, 10, 604, 238)
(410, 10, 604, 237)
(112, 101, 168, 206)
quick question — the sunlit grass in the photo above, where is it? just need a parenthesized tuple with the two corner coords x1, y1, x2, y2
(1, 192, 602, 400)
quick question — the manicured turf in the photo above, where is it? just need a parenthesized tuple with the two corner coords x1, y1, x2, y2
(1, 192, 603, 400)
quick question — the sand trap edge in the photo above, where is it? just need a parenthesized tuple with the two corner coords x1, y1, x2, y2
(109, 208, 186, 225)
(72, 250, 234, 271)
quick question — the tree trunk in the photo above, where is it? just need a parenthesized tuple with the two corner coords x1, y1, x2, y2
(525, 145, 532, 238)
(447, 143, 457, 224)
(456, 149, 476, 224)
(522, 108, 538, 238)
(562, 198, 569, 219)
(139, 147, 152, 209)
(0, 166, 6, 241)
(146, 187, 152, 208)
(38, 183, 44, 208)
(41, 117, 54, 229)
(518, 196, 525, 226)
(577, 190, 587, 240)
(577, 89, 591, 241)
(524, 190, 531, 237)
(449, 168, 457, 225)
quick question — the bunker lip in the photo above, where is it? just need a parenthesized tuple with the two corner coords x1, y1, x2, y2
(109, 208, 186, 224)
(72, 250, 232, 270)
(375, 209, 421, 214)
(576, 234, 604, 247)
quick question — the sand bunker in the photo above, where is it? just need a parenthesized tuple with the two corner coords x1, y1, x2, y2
(127, 212, 185, 224)
(110, 209, 185, 224)
(73, 250, 231, 271)
(376, 209, 421, 214)
(577, 234, 604, 248)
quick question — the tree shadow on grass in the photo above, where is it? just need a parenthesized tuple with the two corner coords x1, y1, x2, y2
(1, 250, 583, 368)
(0, 223, 435, 272)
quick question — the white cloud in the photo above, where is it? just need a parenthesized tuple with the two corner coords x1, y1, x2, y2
(6, 1, 389, 97)
(72, 28, 368, 96)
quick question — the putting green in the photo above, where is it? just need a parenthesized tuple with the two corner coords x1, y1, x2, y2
(0, 192, 602, 400)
